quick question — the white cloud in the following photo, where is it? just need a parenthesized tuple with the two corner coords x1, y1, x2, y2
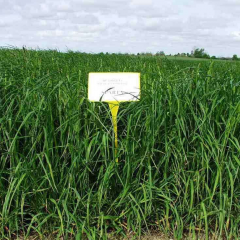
(0, 14, 22, 27)
(130, 0, 153, 7)
(0, 0, 240, 56)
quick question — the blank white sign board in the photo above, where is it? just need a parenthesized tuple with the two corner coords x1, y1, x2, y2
(88, 73, 140, 102)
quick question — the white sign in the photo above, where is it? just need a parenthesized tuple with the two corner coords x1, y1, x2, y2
(88, 73, 140, 102)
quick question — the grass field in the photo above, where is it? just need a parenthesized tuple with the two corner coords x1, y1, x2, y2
(0, 48, 240, 239)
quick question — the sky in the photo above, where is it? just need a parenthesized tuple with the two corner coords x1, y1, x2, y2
(0, 0, 240, 57)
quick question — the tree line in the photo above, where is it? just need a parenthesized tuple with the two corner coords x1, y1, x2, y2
(138, 48, 239, 61)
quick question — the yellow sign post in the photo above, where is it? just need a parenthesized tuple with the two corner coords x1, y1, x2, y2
(108, 101, 119, 161)
(88, 72, 140, 162)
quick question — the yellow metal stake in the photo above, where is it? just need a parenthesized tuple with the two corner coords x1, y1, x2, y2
(108, 101, 119, 162)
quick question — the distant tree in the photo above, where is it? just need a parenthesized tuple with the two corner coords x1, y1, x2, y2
(211, 56, 217, 59)
(146, 52, 153, 56)
(232, 54, 238, 61)
(156, 51, 165, 56)
(140, 52, 153, 56)
(192, 48, 207, 58)
(203, 53, 210, 59)
(191, 48, 211, 59)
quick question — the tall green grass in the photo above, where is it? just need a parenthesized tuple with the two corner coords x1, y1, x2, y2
(0, 48, 240, 239)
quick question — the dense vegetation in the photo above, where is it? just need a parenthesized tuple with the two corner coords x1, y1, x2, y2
(0, 48, 240, 239)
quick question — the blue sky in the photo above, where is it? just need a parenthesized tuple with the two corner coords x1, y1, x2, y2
(0, 0, 240, 57)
